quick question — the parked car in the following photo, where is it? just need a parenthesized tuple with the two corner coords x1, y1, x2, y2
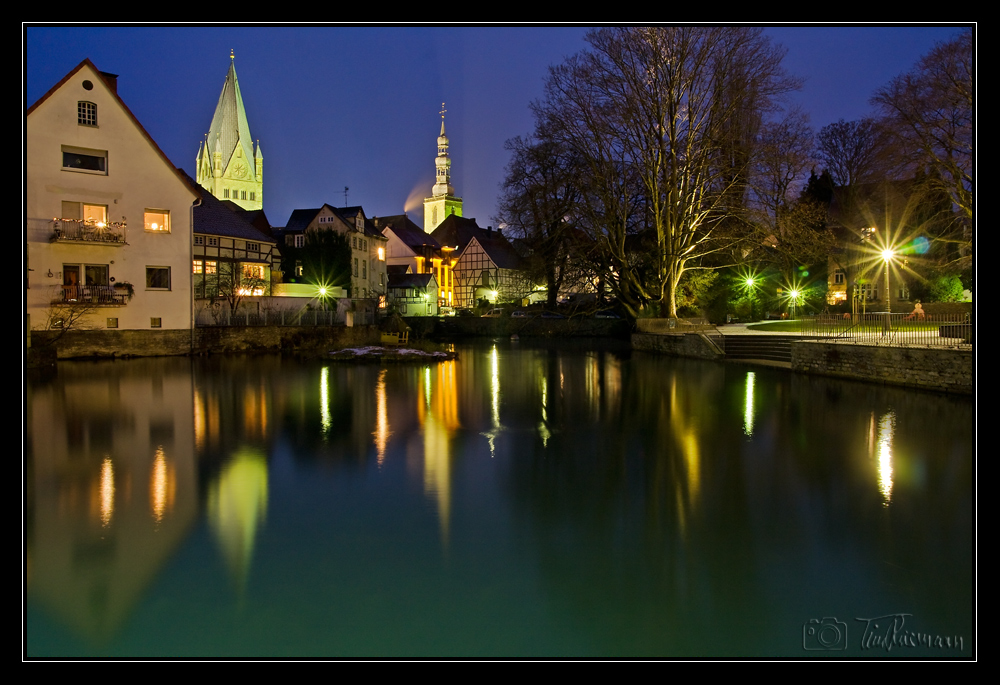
(511, 310, 531, 318)
(540, 311, 566, 319)
(481, 309, 505, 318)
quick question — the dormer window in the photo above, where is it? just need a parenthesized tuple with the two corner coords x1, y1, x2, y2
(78, 101, 97, 126)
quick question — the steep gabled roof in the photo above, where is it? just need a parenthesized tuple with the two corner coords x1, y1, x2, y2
(27, 58, 200, 199)
(433, 215, 524, 270)
(388, 272, 436, 289)
(379, 214, 441, 249)
(182, 169, 275, 243)
(284, 208, 324, 233)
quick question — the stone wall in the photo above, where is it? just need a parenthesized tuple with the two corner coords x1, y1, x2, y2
(429, 316, 630, 339)
(791, 340, 972, 394)
(32, 329, 194, 360)
(631, 332, 723, 360)
(30, 325, 381, 359)
(192, 325, 378, 355)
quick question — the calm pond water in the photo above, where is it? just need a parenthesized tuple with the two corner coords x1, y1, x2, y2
(25, 341, 974, 658)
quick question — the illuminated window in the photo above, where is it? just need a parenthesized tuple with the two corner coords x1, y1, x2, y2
(61, 202, 108, 226)
(377, 247, 385, 261)
(62, 146, 106, 174)
(146, 267, 171, 290)
(206, 261, 217, 274)
(193, 260, 203, 274)
(78, 101, 97, 126)
(144, 210, 169, 232)
(243, 264, 265, 279)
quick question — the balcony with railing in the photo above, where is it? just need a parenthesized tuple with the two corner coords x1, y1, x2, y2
(50, 218, 127, 244)
(55, 285, 131, 306)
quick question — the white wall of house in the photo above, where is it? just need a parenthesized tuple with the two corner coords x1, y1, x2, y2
(26, 61, 198, 332)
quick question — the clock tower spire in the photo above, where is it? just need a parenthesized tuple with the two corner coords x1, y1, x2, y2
(423, 103, 463, 232)
(196, 52, 263, 211)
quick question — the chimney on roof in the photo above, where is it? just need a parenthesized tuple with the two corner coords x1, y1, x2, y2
(100, 71, 119, 94)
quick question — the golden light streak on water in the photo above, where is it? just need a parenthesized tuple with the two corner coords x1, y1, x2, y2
(743, 372, 756, 437)
(373, 368, 391, 465)
(150, 446, 176, 525)
(877, 411, 895, 505)
(100, 456, 114, 527)
(320, 366, 331, 435)
(194, 390, 206, 451)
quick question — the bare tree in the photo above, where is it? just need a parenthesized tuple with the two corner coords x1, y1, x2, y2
(496, 134, 583, 308)
(536, 27, 799, 318)
(872, 28, 972, 261)
(815, 118, 898, 189)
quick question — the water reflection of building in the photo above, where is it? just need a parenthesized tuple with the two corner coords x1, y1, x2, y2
(26, 360, 197, 642)
(415, 361, 460, 545)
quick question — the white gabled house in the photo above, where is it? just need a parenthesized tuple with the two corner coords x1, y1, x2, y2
(26, 59, 200, 355)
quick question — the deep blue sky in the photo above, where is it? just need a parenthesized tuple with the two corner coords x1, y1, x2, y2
(24, 25, 969, 230)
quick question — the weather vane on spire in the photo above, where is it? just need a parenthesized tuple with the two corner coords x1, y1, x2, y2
(230, 49, 234, 60)
(440, 102, 447, 120)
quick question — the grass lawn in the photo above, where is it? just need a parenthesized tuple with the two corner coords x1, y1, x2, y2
(745, 321, 806, 332)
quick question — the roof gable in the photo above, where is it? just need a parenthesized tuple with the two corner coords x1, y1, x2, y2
(27, 59, 199, 199)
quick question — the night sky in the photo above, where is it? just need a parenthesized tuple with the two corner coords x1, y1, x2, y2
(24, 25, 969, 231)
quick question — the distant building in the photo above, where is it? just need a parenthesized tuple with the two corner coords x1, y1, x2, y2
(185, 171, 277, 302)
(387, 271, 440, 316)
(431, 215, 529, 307)
(26, 59, 199, 348)
(278, 204, 388, 305)
(423, 108, 462, 232)
(195, 53, 263, 212)
(824, 178, 950, 311)
(377, 214, 455, 307)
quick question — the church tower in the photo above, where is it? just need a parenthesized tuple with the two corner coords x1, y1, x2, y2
(423, 105, 462, 232)
(196, 52, 263, 211)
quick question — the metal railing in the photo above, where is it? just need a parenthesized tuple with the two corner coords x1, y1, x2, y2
(55, 285, 130, 305)
(195, 307, 342, 327)
(806, 312, 972, 348)
(51, 219, 127, 244)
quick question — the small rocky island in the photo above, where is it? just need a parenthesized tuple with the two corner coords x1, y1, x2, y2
(328, 346, 457, 363)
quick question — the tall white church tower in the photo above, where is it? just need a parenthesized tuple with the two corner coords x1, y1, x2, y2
(423, 104, 462, 232)
(196, 52, 263, 211)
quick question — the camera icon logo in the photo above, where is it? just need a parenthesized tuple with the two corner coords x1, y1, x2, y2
(803, 617, 848, 650)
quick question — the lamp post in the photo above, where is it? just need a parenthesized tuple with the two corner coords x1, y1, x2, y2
(881, 248, 894, 333)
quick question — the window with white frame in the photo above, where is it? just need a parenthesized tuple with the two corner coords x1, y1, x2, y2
(146, 266, 171, 290)
(78, 101, 97, 126)
(294, 235, 304, 248)
(195, 235, 205, 246)
(193, 260, 204, 274)
(62, 146, 107, 174)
